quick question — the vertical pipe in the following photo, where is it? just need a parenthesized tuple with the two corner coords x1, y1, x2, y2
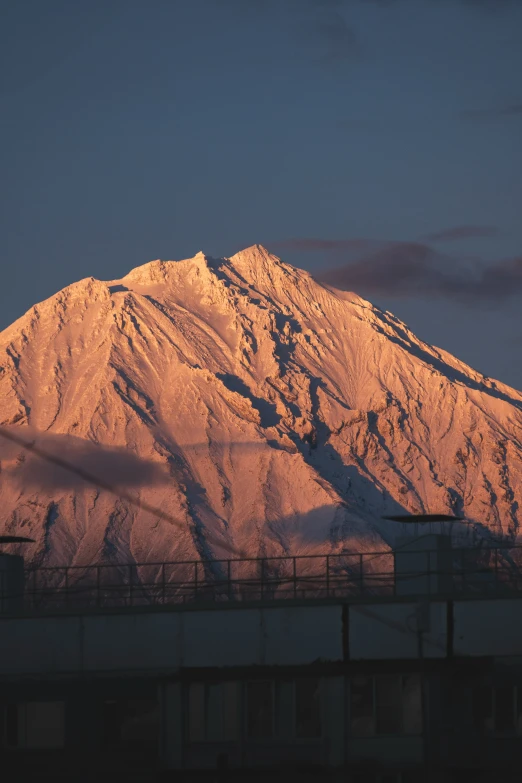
(418, 628, 429, 783)
(326, 554, 330, 598)
(227, 559, 232, 601)
(162, 562, 166, 605)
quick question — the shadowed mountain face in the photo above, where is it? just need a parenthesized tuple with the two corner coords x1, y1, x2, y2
(0, 245, 521, 567)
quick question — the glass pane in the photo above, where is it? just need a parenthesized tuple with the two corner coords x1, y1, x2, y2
(25, 702, 65, 749)
(247, 681, 273, 739)
(122, 700, 159, 747)
(188, 683, 206, 742)
(376, 705, 402, 735)
(206, 684, 222, 741)
(402, 675, 422, 735)
(102, 699, 158, 750)
(517, 687, 522, 735)
(350, 676, 374, 736)
(376, 676, 402, 734)
(295, 678, 321, 739)
(472, 686, 493, 732)
(222, 682, 239, 741)
(3, 704, 18, 748)
(495, 686, 515, 733)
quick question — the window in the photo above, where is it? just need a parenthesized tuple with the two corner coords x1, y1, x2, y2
(1, 702, 65, 750)
(102, 699, 159, 751)
(473, 685, 522, 735)
(351, 676, 374, 737)
(246, 680, 274, 739)
(188, 682, 239, 742)
(376, 676, 403, 734)
(350, 675, 422, 737)
(295, 678, 321, 739)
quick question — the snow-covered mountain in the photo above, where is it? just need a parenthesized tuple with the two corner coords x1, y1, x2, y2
(1, 244, 521, 568)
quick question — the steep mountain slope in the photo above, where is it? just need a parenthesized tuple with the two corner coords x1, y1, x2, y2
(1, 245, 521, 567)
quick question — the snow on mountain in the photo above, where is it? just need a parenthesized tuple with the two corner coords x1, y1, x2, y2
(1, 244, 521, 568)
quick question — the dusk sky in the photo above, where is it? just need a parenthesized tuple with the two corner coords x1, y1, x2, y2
(2, 0, 521, 388)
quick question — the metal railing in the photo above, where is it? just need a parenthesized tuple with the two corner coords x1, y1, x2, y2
(18, 544, 522, 611)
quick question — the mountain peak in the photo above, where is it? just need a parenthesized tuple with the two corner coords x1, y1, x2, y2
(1, 246, 522, 567)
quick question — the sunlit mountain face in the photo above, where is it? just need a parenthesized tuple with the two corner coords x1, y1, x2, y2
(1, 245, 521, 568)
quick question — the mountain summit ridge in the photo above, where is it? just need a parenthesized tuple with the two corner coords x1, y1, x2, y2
(1, 245, 521, 567)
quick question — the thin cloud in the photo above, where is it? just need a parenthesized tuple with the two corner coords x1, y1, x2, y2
(228, 0, 521, 67)
(0, 429, 171, 491)
(314, 242, 522, 306)
(269, 237, 373, 252)
(420, 225, 499, 242)
(459, 0, 522, 9)
(310, 7, 358, 62)
(461, 103, 522, 121)
(225, 0, 358, 63)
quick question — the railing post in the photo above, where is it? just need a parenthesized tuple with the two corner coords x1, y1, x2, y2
(495, 548, 499, 594)
(260, 559, 265, 600)
(293, 557, 297, 599)
(128, 564, 133, 607)
(96, 566, 101, 608)
(194, 561, 198, 601)
(359, 554, 364, 594)
(65, 568, 69, 610)
(326, 555, 330, 597)
(227, 560, 232, 601)
(162, 563, 166, 605)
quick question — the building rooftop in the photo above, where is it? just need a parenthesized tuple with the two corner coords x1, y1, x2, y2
(10, 539, 522, 614)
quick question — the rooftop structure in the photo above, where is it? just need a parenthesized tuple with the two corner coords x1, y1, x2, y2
(7, 539, 522, 613)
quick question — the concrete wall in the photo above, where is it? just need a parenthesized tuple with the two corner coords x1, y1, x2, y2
(349, 602, 447, 660)
(453, 599, 522, 657)
(0, 604, 343, 676)
(0, 615, 83, 674)
(347, 736, 423, 765)
(3, 596, 522, 678)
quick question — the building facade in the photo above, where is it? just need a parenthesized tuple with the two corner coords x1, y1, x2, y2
(1, 540, 522, 781)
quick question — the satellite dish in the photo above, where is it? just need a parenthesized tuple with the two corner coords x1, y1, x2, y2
(0, 535, 35, 545)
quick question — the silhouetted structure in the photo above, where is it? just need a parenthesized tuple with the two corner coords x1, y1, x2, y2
(2, 535, 522, 781)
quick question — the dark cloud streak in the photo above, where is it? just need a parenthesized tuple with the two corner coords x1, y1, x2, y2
(270, 237, 372, 252)
(314, 242, 522, 306)
(420, 225, 499, 242)
(0, 428, 171, 491)
(0, 427, 247, 558)
(461, 103, 522, 121)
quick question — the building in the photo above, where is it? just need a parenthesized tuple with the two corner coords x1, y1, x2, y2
(1, 536, 522, 781)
